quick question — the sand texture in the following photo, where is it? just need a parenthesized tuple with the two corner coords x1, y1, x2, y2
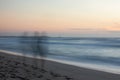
(0, 51, 120, 80)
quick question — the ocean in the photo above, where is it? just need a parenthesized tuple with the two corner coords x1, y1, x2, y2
(0, 37, 120, 74)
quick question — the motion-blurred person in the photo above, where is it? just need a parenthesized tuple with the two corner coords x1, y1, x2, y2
(31, 31, 48, 70)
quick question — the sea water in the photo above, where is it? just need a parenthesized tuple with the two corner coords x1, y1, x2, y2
(0, 37, 120, 74)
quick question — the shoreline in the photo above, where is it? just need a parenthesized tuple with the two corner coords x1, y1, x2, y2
(1, 50, 120, 75)
(0, 50, 120, 80)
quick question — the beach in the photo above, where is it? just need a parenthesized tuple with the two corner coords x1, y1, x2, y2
(0, 51, 120, 80)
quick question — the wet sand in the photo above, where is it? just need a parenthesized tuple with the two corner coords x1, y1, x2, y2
(0, 51, 120, 80)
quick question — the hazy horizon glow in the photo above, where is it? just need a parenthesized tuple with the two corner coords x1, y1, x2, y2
(1, 0, 120, 37)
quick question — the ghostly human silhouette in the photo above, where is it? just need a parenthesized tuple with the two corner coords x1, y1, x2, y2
(31, 31, 48, 69)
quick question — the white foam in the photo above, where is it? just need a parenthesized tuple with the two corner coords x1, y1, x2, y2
(0, 50, 120, 75)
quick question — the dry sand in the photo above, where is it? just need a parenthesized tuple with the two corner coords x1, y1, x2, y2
(0, 51, 120, 80)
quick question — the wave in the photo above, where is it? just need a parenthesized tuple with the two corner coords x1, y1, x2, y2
(48, 41, 120, 48)
(49, 52, 120, 66)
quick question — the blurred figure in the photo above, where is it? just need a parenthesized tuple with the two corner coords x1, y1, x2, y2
(39, 32, 48, 69)
(31, 31, 48, 69)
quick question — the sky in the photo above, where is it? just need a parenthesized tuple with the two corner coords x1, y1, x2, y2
(0, 0, 120, 37)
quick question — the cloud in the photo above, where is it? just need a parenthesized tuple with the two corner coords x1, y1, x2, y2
(69, 28, 106, 32)
(106, 31, 120, 33)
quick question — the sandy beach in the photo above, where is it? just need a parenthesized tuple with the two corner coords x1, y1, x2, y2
(0, 51, 120, 80)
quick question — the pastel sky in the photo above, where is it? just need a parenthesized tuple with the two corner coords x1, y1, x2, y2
(1, 0, 120, 37)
